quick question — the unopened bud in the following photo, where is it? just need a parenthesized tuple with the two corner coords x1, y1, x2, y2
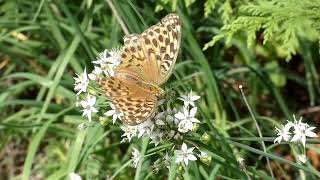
(200, 132, 211, 143)
(99, 117, 109, 126)
(200, 155, 212, 165)
(87, 87, 97, 95)
(192, 123, 199, 132)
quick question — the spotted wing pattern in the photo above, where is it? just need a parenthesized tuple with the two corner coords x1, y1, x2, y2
(117, 13, 181, 84)
(99, 77, 157, 125)
(100, 13, 181, 125)
(140, 14, 181, 84)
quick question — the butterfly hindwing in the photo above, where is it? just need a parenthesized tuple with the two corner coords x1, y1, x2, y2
(99, 77, 157, 125)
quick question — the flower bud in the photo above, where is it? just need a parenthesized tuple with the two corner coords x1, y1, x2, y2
(200, 155, 212, 165)
(200, 132, 211, 143)
(87, 87, 97, 95)
(99, 117, 109, 126)
(192, 123, 199, 132)
(177, 164, 184, 174)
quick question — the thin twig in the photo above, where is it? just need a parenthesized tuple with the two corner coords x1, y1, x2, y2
(239, 85, 274, 178)
(106, 0, 130, 35)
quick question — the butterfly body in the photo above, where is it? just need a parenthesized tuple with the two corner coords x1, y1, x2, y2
(100, 13, 181, 125)
(113, 72, 165, 97)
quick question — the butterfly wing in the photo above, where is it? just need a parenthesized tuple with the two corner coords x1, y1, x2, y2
(116, 13, 181, 85)
(99, 76, 158, 125)
(141, 13, 181, 85)
(99, 14, 181, 125)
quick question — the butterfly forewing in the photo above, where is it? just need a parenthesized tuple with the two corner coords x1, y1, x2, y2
(117, 13, 181, 85)
(142, 14, 181, 85)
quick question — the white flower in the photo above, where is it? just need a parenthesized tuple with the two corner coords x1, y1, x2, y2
(77, 123, 87, 130)
(165, 106, 177, 124)
(175, 143, 197, 165)
(150, 130, 163, 146)
(88, 66, 102, 80)
(131, 148, 141, 168)
(175, 106, 200, 133)
(290, 116, 318, 147)
(121, 125, 137, 142)
(298, 154, 307, 164)
(120, 119, 154, 142)
(93, 49, 120, 66)
(80, 94, 98, 121)
(154, 112, 165, 126)
(274, 123, 292, 144)
(178, 90, 200, 107)
(93, 49, 121, 77)
(74, 68, 89, 95)
(69, 172, 82, 180)
(163, 152, 171, 169)
(291, 125, 317, 147)
(136, 119, 154, 138)
(104, 103, 123, 124)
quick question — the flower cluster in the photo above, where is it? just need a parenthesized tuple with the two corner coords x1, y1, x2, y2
(133, 143, 210, 171)
(73, 49, 121, 122)
(124, 91, 209, 170)
(274, 115, 318, 163)
(74, 48, 210, 172)
(274, 115, 317, 147)
(120, 91, 201, 145)
(89, 49, 121, 80)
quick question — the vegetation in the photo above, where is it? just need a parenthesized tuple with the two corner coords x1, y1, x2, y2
(1, 0, 319, 179)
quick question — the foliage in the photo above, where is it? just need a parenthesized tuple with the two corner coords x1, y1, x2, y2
(204, 0, 320, 61)
(0, 0, 320, 179)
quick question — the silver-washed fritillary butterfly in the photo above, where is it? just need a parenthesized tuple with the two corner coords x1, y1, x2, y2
(99, 13, 181, 125)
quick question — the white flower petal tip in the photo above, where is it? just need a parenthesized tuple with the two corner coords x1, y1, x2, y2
(74, 68, 89, 95)
(104, 103, 123, 124)
(80, 94, 98, 122)
(132, 148, 141, 168)
(77, 123, 87, 130)
(298, 154, 307, 164)
(69, 172, 82, 180)
(178, 90, 200, 107)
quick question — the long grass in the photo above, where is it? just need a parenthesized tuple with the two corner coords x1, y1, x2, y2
(1, 0, 320, 179)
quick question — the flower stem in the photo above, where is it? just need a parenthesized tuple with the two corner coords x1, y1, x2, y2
(239, 85, 274, 178)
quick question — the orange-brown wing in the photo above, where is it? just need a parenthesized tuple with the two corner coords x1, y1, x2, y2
(116, 13, 181, 85)
(98, 77, 158, 125)
(140, 13, 181, 85)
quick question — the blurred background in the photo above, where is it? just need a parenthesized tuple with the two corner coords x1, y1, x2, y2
(1, 0, 320, 179)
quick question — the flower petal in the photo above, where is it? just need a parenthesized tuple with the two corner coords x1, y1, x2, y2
(105, 110, 115, 116)
(190, 107, 197, 117)
(175, 156, 184, 163)
(187, 154, 197, 161)
(181, 143, 188, 152)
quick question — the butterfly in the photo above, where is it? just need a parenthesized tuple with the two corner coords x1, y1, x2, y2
(99, 13, 181, 125)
